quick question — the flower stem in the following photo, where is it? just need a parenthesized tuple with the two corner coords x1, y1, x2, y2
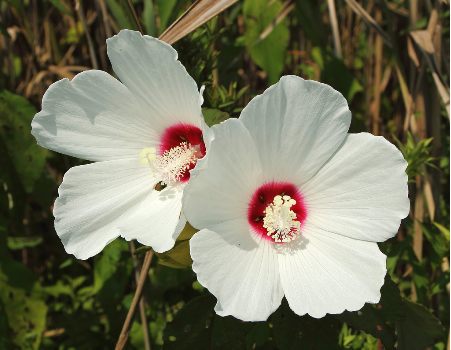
(130, 241, 151, 350)
(115, 250, 153, 350)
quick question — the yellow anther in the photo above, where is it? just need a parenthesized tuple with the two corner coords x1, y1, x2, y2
(274, 195, 283, 206)
(139, 143, 198, 185)
(263, 194, 301, 243)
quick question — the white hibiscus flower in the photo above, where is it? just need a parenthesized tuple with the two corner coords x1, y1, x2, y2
(31, 30, 213, 260)
(182, 76, 410, 322)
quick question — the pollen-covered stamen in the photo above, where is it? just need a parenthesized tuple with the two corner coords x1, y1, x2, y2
(139, 142, 198, 185)
(263, 195, 301, 243)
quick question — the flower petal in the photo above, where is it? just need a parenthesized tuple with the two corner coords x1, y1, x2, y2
(278, 227, 387, 318)
(106, 30, 202, 128)
(119, 184, 184, 253)
(54, 159, 159, 260)
(32, 70, 160, 161)
(188, 118, 215, 182)
(183, 118, 263, 228)
(301, 133, 409, 242)
(191, 220, 284, 322)
(239, 76, 351, 184)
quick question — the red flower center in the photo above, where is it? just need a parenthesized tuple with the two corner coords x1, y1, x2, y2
(248, 182, 307, 242)
(159, 123, 205, 182)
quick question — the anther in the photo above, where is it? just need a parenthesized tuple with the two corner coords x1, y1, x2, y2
(263, 195, 301, 243)
(139, 143, 198, 185)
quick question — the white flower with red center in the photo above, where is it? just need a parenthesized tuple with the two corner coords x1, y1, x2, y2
(31, 30, 212, 260)
(183, 76, 410, 322)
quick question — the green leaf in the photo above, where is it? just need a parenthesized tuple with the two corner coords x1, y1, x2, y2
(377, 275, 405, 322)
(92, 238, 132, 297)
(202, 108, 230, 127)
(311, 47, 363, 103)
(0, 297, 16, 349)
(129, 318, 146, 349)
(156, 0, 177, 34)
(89, 238, 133, 337)
(386, 235, 412, 276)
(211, 316, 246, 349)
(133, 245, 153, 257)
(155, 241, 192, 269)
(236, 85, 249, 100)
(177, 222, 198, 241)
(245, 322, 271, 349)
(430, 270, 450, 297)
(433, 222, 450, 243)
(163, 294, 246, 349)
(336, 305, 396, 350)
(334, 275, 405, 350)
(393, 132, 436, 179)
(7, 236, 43, 250)
(272, 299, 341, 349)
(396, 299, 445, 350)
(143, 0, 156, 36)
(406, 247, 429, 302)
(47, 0, 71, 16)
(293, 1, 326, 47)
(243, 0, 289, 84)
(0, 261, 47, 349)
(163, 294, 215, 349)
(105, 0, 134, 30)
(420, 222, 448, 266)
(0, 89, 50, 194)
(40, 280, 73, 298)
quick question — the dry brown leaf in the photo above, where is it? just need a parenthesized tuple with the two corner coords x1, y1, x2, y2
(48, 65, 90, 79)
(43, 328, 65, 337)
(25, 70, 50, 98)
(159, 0, 239, 45)
(407, 37, 420, 68)
(410, 30, 450, 118)
(423, 172, 435, 221)
(6, 26, 21, 43)
(427, 8, 439, 33)
(344, 0, 392, 48)
(387, 2, 409, 17)
(326, 0, 342, 58)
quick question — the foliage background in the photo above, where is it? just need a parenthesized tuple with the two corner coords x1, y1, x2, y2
(0, 0, 449, 349)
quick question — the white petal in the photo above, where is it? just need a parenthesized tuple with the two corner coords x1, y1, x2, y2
(107, 30, 202, 128)
(54, 159, 158, 260)
(32, 70, 159, 161)
(191, 220, 284, 322)
(278, 227, 387, 318)
(120, 184, 184, 253)
(239, 76, 351, 184)
(188, 118, 215, 182)
(183, 118, 263, 228)
(301, 133, 409, 242)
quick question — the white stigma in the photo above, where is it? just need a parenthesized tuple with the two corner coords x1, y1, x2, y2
(263, 195, 301, 243)
(139, 142, 198, 185)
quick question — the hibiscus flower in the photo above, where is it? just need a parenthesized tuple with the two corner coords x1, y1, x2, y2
(182, 76, 410, 322)
(32, 30, 212, 260)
